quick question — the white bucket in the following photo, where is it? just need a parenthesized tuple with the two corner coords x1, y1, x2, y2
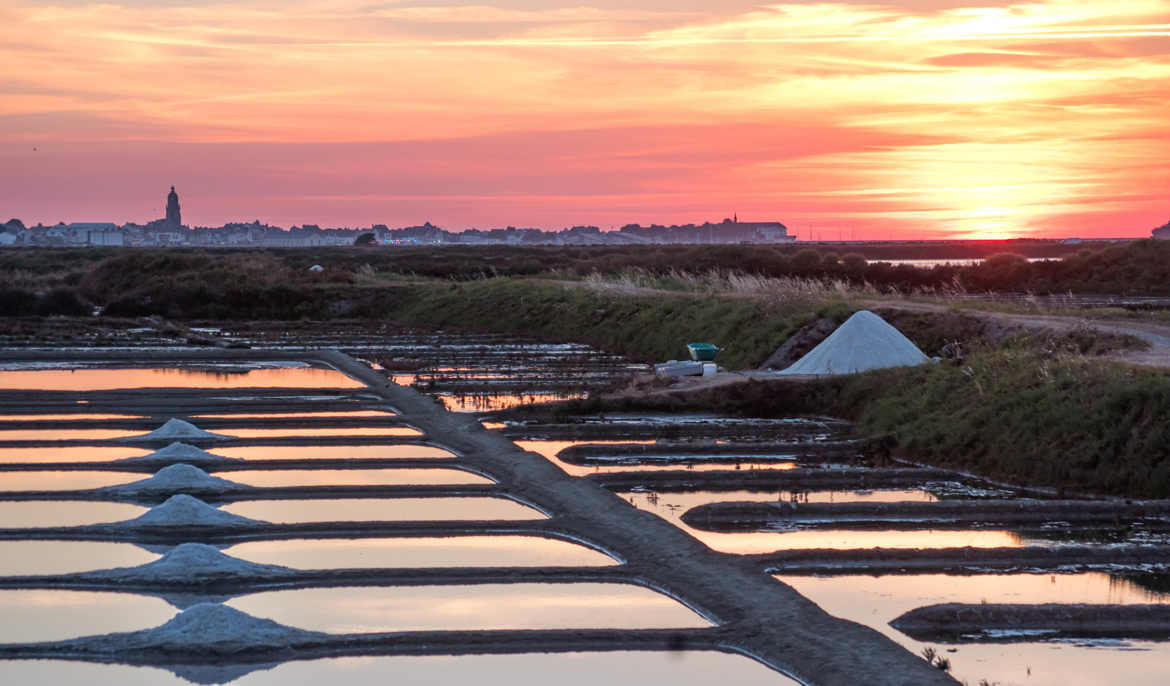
(702, 363, 717, 377)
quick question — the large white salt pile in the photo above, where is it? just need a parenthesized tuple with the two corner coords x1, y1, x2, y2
(115, 494, 264, 529)
(93, 543, 293, 583)
(779, 310, 929, 376)
(101, 464, 245, 497)
(122, 418, 231, 442)
(117, 441, 241, 465)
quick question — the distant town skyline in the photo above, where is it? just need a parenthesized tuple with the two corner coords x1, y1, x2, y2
(2, 1, 1168, 240)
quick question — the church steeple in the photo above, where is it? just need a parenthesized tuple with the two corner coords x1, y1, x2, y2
(165, 186, 181, 228)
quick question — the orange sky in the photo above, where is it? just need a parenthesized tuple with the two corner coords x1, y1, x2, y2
(2, 1, 1168, 239)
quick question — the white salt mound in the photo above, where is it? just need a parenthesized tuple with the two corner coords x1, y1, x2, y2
(117, 603, 325, 652)
(94, 543, 293, 582)
(117, 441, 241, 464)
(123, 418, 232, 442)
(118, 494, 264, 528)
(102, 464, 245, 496)
(779, 310, 929, 376)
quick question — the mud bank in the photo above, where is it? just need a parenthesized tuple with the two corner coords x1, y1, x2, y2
(590, 467, 952, 492)
(682, 499, 1170, 531)
(753, 545, 1170, 575)
(892, 603, 1170, 642)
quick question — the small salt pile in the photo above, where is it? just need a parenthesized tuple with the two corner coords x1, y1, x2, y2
(93, 543, 293, 583)
(116, 441, 241, 465)
(100, 464, 245, 497)
(122, 418, 232, 442)
(115, 494, 264, 529)
(113, 603, 326, 652)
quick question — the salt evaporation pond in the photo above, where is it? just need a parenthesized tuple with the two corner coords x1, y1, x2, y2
(0, 590, 175, 642)
(513, 440, 806, 476)
(778, 572, 1170, 686)
(0, 471, 140, 491)
(0, 428, 141, 441)
(227, 536, 617, 569)
(0, 446, 151, 463)
(0, 652, 801, 685)
(212, 444, 457, 460)
(220, 497, 546, 523)
(223, 426, 422, 438)
(225, 468, 493, 487)
(0, 501, 147, 528)
(193, 410, 397, 419)
(0, 366, 364, 390)
(226, 583, 710, 632)
(0, 541, 157, 575)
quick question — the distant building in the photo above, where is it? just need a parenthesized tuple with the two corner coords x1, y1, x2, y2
(165, 186, 182, 228)
(1153, 221, 1170, 240)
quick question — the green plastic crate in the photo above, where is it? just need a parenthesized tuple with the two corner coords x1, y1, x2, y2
(687, 343, 720, 362)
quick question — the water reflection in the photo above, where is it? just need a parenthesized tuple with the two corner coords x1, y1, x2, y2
(193, 411, 396, 419)
(0, 367, 365, 391)
(0, 652, 800, 685)
(514, 440, 804, 477)
(0, 429, 139, 441)
(0, 501, 147, 528)
(0, 446, 151, 463)
(0, 471, 140, 491)
(0, 541, 158, 575)
(220, 427, 422, 438)
(227, 583, 710, 633)
(212, 445, 456, 460)
(225, 468, 493, 488)
(0, 590, 175, 642)
(227, 536, 617, 569)
(777, 573, 1170, 686)
(0, 414, 145, 421)
(220, 498, 545, 524)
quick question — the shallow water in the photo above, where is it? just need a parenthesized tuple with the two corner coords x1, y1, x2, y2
(227, 536, 617, 569)
(0, 501, 147, 528)
(193, 411, 397, 419)
(0, 414, 145, 421)
(514, 440, 806, 476)
(777, 573, 1170, 686)
(0, 541, 158, 575)
(220, 427, 422, 438)
(0, 446, 152, 463)
(0, 590, 175, 642)
(227, 583, 710, 632)
(220, 497, 546, 523)
(225, 468, 494, 487)
(0, 652, 800, 685)
(0, 471, 140, 491)
(0, 367, 365, 391)
(694, 528, 1025, 554)
(212, 444, 457, 460)
(0, 428, 140, 441)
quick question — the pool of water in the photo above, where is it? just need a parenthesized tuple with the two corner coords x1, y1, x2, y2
(693, 528, 1026, 554)
(0, 367, 365, 391)
(0, 652, 801, 685)
(220, 498, 546, 523)
(193, 411, 397, 419)
(0, 472, 140, 491)
(514, 441, 807, 476)
(0, 590, 176, 642)
(0, 541, 158, 575)
(777, 573, 1170, 686)
(0, 414, 146, 421)
(227, 583, 710, 632)
(225, 468, 494, 487)
(0, 501, 147, 528)
(0, 429, 140, 441)
(221, 427, 422, 438)
(212, 445, 457, 460)
(227, 536, 617, 569)
(0, 446, 151, 463)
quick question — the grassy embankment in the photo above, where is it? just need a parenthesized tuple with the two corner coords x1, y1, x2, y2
(5, 246, 1170, 497)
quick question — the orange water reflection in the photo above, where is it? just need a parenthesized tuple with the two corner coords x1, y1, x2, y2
(0, 472, 140, 491)
(221, 427, 421, 438)
(221, 497, 545, 524)
(0, 590, 176, 643)
(514, 440, 802, 476)
(0, 429, 138, 441)
(0, 446, 151, 463)
(228, 536, 616, 569)
(0, 501, 147, 528)
(225, 468, 493, 488)
(0, 367, 364, 391)
(213, 444, 456, 460)
(0, 541, 157, 575)
(227, 583, 709, 633)
(700, 529, 1023, 555)
(193, 411, 396, 419)
(0, 414, 145, 421)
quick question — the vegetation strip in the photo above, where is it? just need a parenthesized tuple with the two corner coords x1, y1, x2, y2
(891, 603, 1170, 642)
(753, 545, 1170, 575)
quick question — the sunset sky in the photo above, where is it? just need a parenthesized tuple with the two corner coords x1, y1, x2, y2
(2, 1, 1168, 239)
